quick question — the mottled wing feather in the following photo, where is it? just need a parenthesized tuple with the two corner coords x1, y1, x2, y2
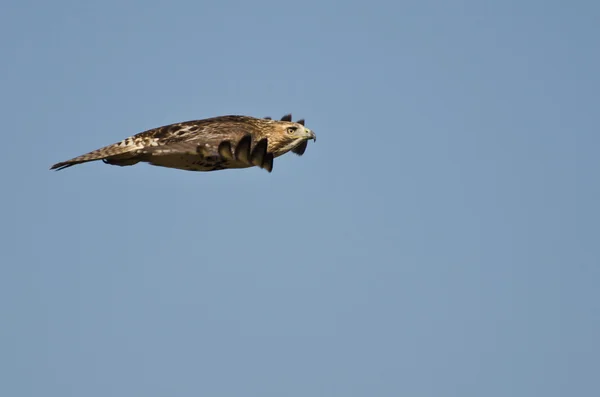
(139, 119, 257, 153)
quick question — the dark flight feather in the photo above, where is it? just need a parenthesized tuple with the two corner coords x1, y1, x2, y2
(263, 152, 274, 173)
(235, 134, 252, 165)
(251, 138, 268, 167)
(292, 141, 308, 156)
(218, 141, 234, 161)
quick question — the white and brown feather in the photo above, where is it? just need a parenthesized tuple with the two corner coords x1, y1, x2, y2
(50, 114, 315, 173)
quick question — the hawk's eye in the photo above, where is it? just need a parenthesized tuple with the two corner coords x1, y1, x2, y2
(287, 127, 297, 134)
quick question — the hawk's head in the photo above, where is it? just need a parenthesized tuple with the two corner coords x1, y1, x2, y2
(261, 114, 316, 158)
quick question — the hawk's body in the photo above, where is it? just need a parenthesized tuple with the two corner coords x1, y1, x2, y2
(50, 114, 316, 173)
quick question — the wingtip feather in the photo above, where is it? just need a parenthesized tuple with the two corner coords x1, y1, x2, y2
(292, 141, 308, 156)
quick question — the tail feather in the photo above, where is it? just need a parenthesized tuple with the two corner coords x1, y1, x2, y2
(50, 159, 94, 171)
(50, 137, 151, 171)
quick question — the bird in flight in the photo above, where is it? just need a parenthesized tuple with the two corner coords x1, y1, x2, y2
(50, 114, 316, 173)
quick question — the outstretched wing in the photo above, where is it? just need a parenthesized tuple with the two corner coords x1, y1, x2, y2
(139, 133, 273, 172)
(50, 116, 272, 172)
(134, 118, 273, 171)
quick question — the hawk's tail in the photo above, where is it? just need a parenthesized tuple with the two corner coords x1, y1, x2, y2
(50, 158, 96, 171)
(50, 139, 144, 171)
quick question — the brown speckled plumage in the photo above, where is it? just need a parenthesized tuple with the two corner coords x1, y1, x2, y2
(50, 114, 316, 173)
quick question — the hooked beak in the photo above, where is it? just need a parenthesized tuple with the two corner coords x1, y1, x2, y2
(305, 128, 316, 142)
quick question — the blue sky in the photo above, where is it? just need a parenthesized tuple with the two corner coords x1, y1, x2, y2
(1, 1, 599, 396)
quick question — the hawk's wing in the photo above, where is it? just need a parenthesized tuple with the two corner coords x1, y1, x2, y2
(50, 118, 266, 171)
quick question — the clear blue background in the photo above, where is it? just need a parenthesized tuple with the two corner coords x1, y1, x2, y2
(2, 1, 598, 396)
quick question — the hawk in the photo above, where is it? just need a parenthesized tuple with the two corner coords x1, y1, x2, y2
(50, 114, 316, 173)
